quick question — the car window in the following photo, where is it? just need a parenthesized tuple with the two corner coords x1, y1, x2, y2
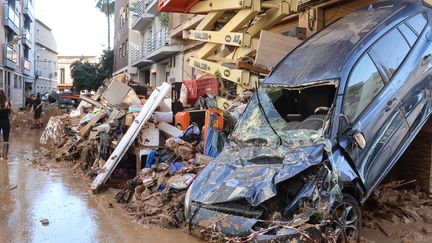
(343, 54, 385, 122)
(406, 13, 427, 35)
(369, 28, 410, 79)
(398, 23, 418, 46)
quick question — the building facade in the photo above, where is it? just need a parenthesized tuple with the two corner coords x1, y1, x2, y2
(128, 0, 184, 87)
(34, 18, 57, 95)
(113, 0, 131, 75)
(57, 55, 97, 92)
(0, 0, 35, 107)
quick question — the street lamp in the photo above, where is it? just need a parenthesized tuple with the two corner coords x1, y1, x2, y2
(34, 47, 46, 94)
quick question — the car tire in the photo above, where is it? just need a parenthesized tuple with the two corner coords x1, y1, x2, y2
(332, 193, 362, 243)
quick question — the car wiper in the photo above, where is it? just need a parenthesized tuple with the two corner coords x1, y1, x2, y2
(255, 81, 283, 146)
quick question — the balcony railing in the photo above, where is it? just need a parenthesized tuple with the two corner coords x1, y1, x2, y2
(24, 58, 30, 70)
(148, 27, 171, 53)
(131, 27, 173, 65)
(5, 44, 17, 63)
(131, 0, 158, 26)
(4, 3, 19, 33)
(24, 29, 32, 42)
(23, 0, 33, 18)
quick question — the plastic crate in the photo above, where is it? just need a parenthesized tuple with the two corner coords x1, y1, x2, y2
(196, 75, 219, 98)
(184, 76, 219, 104)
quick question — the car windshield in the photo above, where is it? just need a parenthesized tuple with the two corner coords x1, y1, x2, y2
(231, 85, 335, 149)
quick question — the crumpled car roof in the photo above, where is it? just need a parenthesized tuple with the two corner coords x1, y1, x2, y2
(264, 1, 407, 87)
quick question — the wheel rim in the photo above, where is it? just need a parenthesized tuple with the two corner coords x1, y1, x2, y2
(333, 202, 360, 242)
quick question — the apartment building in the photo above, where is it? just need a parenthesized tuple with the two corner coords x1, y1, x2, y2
(57, 55, 97, 92)
(128, 0, 184, 86)
(113, 0, 131, 75)
(0, 0, 35, 107)
(34, 18, 57, 94)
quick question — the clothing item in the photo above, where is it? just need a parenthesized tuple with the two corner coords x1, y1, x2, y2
(2, 143, 9, 160)
(34, 109, 42, 119)
(0, 122, 10, 142)
(0, 101, 11, 125)
(33, 98, 42, 112)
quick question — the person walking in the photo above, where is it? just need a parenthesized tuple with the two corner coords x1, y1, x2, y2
(31, 93, 43, 129)
(0, 89, 15, 160)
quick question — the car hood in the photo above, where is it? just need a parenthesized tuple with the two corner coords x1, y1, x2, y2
(190, 143, 325, 206)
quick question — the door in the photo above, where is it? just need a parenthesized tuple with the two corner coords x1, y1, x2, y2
(339, 52, 409, 192)
(391, 14, 431, 130)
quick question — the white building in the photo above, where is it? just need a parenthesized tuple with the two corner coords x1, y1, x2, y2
(34, 18, 58, 94)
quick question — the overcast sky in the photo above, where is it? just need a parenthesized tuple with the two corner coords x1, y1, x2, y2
(35, 0, 114, 57)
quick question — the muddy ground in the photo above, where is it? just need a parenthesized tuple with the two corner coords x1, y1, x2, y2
(1, 126, 432, 242)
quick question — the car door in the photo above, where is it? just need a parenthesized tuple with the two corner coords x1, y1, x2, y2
(390, 13, 432, 130)
(339, 28, 411, 192)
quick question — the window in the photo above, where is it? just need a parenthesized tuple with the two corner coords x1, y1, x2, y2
(125, 40, 129, 54)
(0, 70, 3, 88)
(398, 23, 418, 46)
(60, 68, 65, 84)
(122, 43, 125, 57)
(119, 46, 122, 59)
(343, 54, 385, 122)
(369, 28, 410, 79)
(406, 13, 427, 35)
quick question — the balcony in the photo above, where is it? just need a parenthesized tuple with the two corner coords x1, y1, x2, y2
(3, 3, 19, 34)
(146, 28, 180, 61)
(3, 44, 17, 69)
(22, 29, 32, 47)
(131, 0, 158, 31)
(131, 28, 180, 67)
(23, 57, 31, 76)
(130, 42, 152, 68)
(23, 0, 34, 20)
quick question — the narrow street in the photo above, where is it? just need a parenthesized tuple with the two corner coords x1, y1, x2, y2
(0, 127, 198, 243)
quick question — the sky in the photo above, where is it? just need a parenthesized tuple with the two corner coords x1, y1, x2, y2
(35, 0, 114, 57)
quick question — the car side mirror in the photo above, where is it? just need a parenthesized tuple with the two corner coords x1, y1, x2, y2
(353, 131, 366, 150)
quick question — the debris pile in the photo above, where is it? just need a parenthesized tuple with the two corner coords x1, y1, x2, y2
(364, 180, 432, 224)
(35, 77, 234, 230)
(363, 180, 432, 242)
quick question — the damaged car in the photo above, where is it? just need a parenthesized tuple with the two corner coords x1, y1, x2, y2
(185, 1, 432, 241)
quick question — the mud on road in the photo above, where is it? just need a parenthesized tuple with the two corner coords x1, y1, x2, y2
(1, 127, 432, 242)
(0, 128, 198, 243)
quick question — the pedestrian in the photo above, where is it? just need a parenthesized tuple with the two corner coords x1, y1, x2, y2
(31, 93, 44, 129)
(25, 94, 35, 109)
(0, 89, 15, 160)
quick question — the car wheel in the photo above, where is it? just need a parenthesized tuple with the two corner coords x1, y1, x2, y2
(332, 193, 361, 243)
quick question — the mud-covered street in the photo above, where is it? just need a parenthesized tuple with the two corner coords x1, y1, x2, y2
(1, 127, 432, 242)
(0, 127, 198, 243)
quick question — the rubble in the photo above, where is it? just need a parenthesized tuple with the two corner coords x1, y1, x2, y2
(34, 77, 223, 231)
(362, 179, 432, 242)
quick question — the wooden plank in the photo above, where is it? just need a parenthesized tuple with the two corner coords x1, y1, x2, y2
(79, 112, 107, 138)
(91, 83, 171, 192)
(80, 95, 103, 107)
(255, 30, 302, 69)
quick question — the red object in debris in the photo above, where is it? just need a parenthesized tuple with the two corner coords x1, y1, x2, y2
(158, 0, 200, 13)
(175, 112, 190, 131)
(183, 75, 220, 104)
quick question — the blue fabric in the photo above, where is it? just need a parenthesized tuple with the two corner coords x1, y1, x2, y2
(169, 162, 185, 175)
(145, 149, 155, 168)
(205, 125, 218, 157)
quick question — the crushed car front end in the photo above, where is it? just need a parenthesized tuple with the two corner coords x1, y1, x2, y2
(184, 83, 359, 241)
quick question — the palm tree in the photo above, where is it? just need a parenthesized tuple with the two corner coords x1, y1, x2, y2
(96, 0, 115, 50)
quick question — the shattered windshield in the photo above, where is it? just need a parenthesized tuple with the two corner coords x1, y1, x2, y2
(231, 86, 332, 149)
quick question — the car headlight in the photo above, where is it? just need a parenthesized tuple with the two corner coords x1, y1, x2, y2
(184, 183, 193, 223)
